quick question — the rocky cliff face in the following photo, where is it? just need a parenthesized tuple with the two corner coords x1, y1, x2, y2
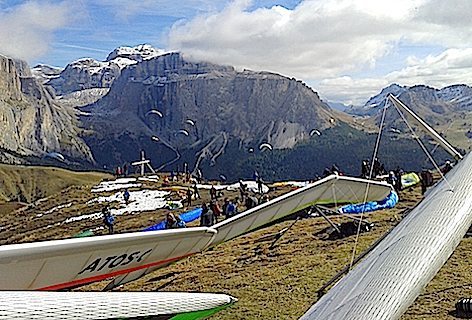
(81, 52, 340, 169)
(0, 54, 23, 100)
(46, 44, 166, 96)
(31, 64, 63, 85)
(0, 55, 94, 163)
(46, 58, 121, 95)
(357, 83, 472, 117)
(352, 83, 472, 152)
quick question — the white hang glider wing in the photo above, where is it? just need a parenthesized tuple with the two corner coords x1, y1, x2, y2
(301, 95, 470, 320)
(106, 175, 392, 289)
(0, 228, 216, 290)
(301, 152, 472, 320)
(210, 175, 392, 246)
(0, 291, 237, 320)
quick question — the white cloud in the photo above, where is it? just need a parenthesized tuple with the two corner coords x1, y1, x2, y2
(167, 0, 427, 79)
(166, 0, 472, 104)
(387, 48, 472, 87)
(317, 76, 390, 105)
(319, 48, 472, 105)
(0, 1, 73, 61)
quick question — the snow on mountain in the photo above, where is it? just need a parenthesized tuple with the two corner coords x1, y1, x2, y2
(106, 44, 166, 64)
(31, 64, 63, 84)
(347, 83, 407, 116)
(364, 83, 406, 109)
(437, 84, 472, 110)
(46, 44, 167, 95)
(110, 57, 138, 69)
(70, 58, 111, 74)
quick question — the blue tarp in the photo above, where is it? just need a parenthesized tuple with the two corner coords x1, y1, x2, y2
(339, 191, 398, 214)
(143, 208, 203, 231)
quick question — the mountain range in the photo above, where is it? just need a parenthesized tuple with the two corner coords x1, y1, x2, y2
(0, 45, 470, 180)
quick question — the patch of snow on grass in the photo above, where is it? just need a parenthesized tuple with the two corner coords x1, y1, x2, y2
(37, 202, 73, 217)
(198, 181, 269, 193)
(138, 175, 159, 182)
(66, 189, 176, 223)
(91, 178, 140, 192)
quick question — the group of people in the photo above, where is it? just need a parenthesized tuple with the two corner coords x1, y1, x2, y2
(323, 164, 342, 177)
(199, 194, 242, 227)
(114, 164, 129, 178)
(166, 163, 203, 185)
(360, 158, 403, 191)
(361, 158, 457, 195)
(361, 158, 387, 178)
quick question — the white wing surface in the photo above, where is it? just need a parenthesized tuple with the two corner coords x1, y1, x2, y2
(106, 175, 392, 289)
(0, 291, 236, 319)
(211, 175, 392, 246)
(0, 228, 216, 290)
(301, 152, 472, 320)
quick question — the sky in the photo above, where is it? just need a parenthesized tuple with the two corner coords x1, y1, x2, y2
(1, 0, 472, 105)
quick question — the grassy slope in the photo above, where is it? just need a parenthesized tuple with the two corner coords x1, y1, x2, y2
(116, 187, 422, 319)
(0, 164, 111, 203)
(1, 173, 469, 319)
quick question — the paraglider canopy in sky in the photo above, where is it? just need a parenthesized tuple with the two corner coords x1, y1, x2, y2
(45, 152, 65, 162)
(177, 129, 189, 136)
(146, 110, 163, 117)
(185, 119, 195, 126)
(259, 143, 273, 151)
(310, 129, 321, 136)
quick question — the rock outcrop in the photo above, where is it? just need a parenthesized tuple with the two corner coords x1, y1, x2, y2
(46, 44, 166, 96)
(0, 54, 94, 163)
(81, 52, 340, 168)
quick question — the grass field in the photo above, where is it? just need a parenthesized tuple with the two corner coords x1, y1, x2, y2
(0, 169, 470, 319)
(0, 164, 111, 203)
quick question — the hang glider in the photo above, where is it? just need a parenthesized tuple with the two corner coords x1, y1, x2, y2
(301, 152, 472, 320)
(0, 228, 215, 290)
(210, 175, 392, 246)
(300, 95, 470, 320)
(0, 291, 236, 320)
(105, 175, 392, 289)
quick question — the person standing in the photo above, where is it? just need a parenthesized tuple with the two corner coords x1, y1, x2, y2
(102, 206, 115, 235)
(239, 181, 247, 201)
(361, 160, 370, 178)
(222, 198, 230, 218)
(123, 189, 130, 204)
(200, 203, 215, 226)
(257, 177, 264, 194)
(209, 200, 222, 223)
(386, 171, 397, 189)
(193, 182, 201, 199)
(210, 185, 217, 200)
(186, 187, 193, 207)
